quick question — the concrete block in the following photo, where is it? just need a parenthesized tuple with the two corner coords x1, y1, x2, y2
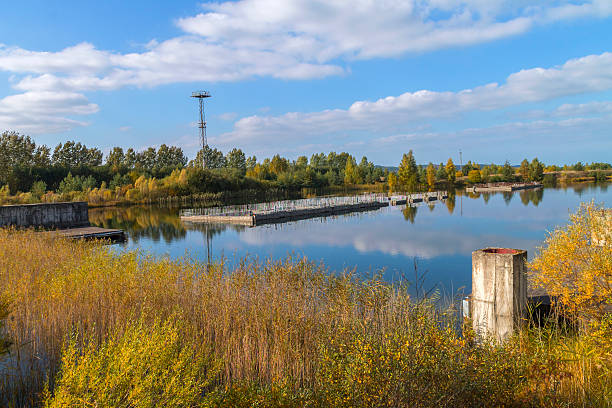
(472, 248, 527, 342)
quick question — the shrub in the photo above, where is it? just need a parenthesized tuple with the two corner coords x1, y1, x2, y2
(316, 314, 527, 407)
(44, 315, 219, 408)
(530, 202, 611, 323)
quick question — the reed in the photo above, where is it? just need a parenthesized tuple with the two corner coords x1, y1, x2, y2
(0, 229, 609, 407)
(0, 229, 415, 405)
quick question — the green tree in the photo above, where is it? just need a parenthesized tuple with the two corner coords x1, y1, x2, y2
(33, 145, 51, 167)
(226, 148, 247, 175)
(310, 153, 327, 170)
(106, 147, 125, 168)
(125, 148, 137, 168)
(462, 161, 474, 176)
(192, 146, 226, 169)
(246, 155, 257, 170)
(58, 173, 82, 193)
(418, 166, 427, 186)
(358, 156, 373, 184)
(156, 144, 187, 170)
(295, 156, 308, 170)
(388, 172, 398, 193)
(269, 154, 289, 175)
(344, 158, 358, 185)
(519, 159, 529, 181)
(30, 180, 47, 199)
(528, 158, 544, 182)
(436, 162, 447, 181)
(481, 166, 491, 182)
(0, 131, 41, 184)
(502, 161, 514, 181)
(52, 141, 102, 167)
(398, 151, 418, 192)
(136, 147, 157, 170)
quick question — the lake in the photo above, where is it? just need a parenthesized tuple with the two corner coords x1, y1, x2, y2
(89, 183, 610, 296)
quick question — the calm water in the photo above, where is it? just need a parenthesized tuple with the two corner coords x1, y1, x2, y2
(90, 183, 610, 295)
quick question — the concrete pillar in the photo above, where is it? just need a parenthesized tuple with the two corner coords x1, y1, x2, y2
(471, 248, 527, 342)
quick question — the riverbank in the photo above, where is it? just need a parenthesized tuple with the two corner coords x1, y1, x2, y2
(0, 227, 610, 407)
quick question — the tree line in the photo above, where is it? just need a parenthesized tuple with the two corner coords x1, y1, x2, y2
(1, 131, 610, 204)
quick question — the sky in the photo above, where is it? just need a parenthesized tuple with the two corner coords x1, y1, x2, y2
(0, 0, 611, 166)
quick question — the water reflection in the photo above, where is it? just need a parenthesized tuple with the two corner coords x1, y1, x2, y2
(91, 183, 610, 292)
(89, 206, 187, 243)
(402, 206, 418, 223)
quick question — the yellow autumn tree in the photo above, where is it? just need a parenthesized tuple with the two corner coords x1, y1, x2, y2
(388, 172, 398, 193)
(530, 202, 611, 323)
(446, 158, 456, 184)
(467, 169, 481, 184)
(426, 163, 436, 190)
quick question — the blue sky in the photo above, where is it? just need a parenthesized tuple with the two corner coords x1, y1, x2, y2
(1, 0, 611, 166)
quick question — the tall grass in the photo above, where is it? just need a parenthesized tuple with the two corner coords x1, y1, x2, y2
(0, 229, 609, 407)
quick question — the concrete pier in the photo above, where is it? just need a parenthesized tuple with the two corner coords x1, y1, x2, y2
(470, 248, 528, 342)
(46, 226, 125, 241)
(182, 201, 389, 227)
(182, 192, 449, 227)
(466, 182, 542, 193)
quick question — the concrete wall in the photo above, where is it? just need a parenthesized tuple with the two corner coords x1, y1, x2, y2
(472, 248, 527, 342)
(0, 202, 89, 229)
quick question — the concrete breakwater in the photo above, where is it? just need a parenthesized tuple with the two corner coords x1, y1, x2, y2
(181, 192, 448, 227)
(0, 202, 125, 241)
(466, 182, 542, 193)
(0, 202, 89, 228)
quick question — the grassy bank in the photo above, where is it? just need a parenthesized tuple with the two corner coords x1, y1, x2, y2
(0, 230, 609, 407)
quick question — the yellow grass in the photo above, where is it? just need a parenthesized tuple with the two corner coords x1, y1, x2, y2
(0, 228, 609, 407)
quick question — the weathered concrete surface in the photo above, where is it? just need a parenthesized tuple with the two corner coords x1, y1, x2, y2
(466, 182, 542, 193)
(0, 202, 89, 229)
(180, 201, 390, 227)
(472, 248, 527, 342)
(182, 215, 255, 226)
(47, 226, 125, 241)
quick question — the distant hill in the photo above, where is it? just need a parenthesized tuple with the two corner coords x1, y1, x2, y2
(375, 165, 398, 172)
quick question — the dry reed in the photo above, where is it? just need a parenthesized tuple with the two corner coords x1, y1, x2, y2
(0, 229, 412, 406)
(0, 229, 609, 407)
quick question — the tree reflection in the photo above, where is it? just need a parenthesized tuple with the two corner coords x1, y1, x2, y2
(502, 191, 513, 205)
(445, 193, 456, 215)
(520, 191, 530, 206)
(89, 206, 187, 243)
(403, 206, 418, 223)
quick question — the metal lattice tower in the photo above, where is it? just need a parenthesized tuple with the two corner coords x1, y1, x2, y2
(191, 91, 211, 149)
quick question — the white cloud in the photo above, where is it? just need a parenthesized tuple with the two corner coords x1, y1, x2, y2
(214, 52, 612, 148)
(0, 91, 97, 133)
(218, 112, 238, 121)
(233, 206, 541, 259)
(553, 100, 612, 117)
(0, 0, 611, 134)
(178, 0, 611, 60)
